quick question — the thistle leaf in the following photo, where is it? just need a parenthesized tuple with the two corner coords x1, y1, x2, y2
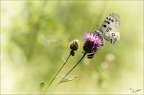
(62, 57, 66, 62)
(60, 77, 77, 83)
(39, 82, 44, 91)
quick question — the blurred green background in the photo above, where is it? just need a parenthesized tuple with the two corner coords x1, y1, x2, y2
(1, 1, 143, 94)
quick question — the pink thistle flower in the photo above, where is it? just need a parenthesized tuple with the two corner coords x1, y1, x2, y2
(83, 32, 103, 53)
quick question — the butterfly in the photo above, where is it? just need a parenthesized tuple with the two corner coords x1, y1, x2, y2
(96, 13, 120, 45)
(87, 13, 120, 59)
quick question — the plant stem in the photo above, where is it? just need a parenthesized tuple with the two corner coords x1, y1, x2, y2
(58, 52, 87, 85)
(44, 53, 71, 93)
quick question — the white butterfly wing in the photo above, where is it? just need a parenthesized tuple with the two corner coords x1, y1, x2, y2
(109, 13, 120, 29)
(98, 13, 120, 45)
(103, 30, 120, 45)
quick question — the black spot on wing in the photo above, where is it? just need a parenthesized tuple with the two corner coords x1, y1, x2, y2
(104, 20, 110, 24)
(109, 18, 111, 21)
(103, 24, 107, 28)
(109, 27, 112, 30)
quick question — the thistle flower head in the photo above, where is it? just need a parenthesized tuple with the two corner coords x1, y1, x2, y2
(69, 39, 80, 51)
(83, 32, 103, 53)
(69, 39, 80, 56)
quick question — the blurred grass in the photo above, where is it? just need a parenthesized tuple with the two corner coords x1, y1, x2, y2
(1, 1, 143, 94)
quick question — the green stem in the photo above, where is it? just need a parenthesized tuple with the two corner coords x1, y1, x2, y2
(58, 52, 87, 85)
(44, 53, 71, 93)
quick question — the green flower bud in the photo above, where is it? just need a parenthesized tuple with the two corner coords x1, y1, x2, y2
(69, 39, 80, 51)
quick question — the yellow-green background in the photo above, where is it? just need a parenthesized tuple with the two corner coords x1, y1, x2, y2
(1, 1, 143, 94)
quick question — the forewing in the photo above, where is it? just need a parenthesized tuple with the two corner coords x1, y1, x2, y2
(98, 13, 120, 45)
